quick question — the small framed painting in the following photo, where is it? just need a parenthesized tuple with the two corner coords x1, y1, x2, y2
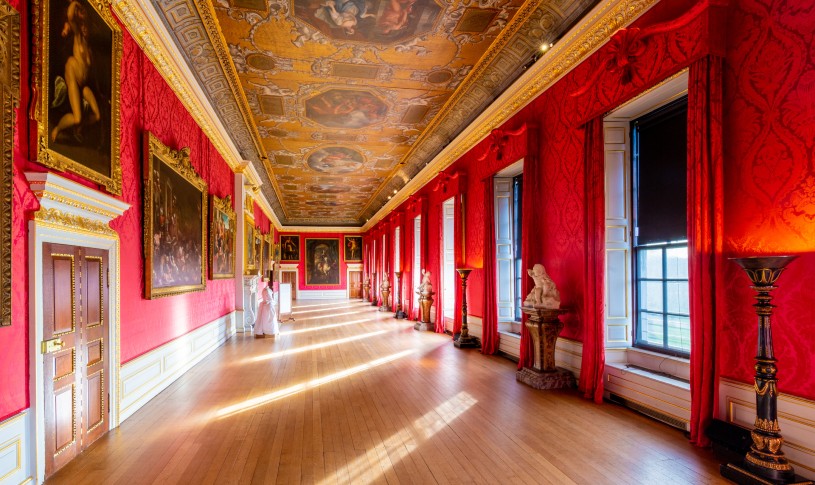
(209, 195, 235, 279)
(244, 220, 256, 274)
(280, 235, 300, 261)
(344, 235, 363, 262)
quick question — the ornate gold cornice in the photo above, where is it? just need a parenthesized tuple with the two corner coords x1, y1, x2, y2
(35, 208, 118, 237)
(111, 0, 241, 173)
(362, 0, 657, 231)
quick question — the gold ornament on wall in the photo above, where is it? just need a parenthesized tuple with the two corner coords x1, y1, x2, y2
(0, 0, 19, 327)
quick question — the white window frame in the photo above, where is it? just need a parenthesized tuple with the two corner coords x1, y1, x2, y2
(494, 160, 523, 325)
(413, 216, 421, 310)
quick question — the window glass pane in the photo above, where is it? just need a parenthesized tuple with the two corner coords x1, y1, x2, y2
(667, 281, 689, 315)
(638, 249, 663, 279)
(667, 315, 691, 352)
(640, 312, 664, 346)
(639, 281, 663, 312)
(666, 246, 688, 279)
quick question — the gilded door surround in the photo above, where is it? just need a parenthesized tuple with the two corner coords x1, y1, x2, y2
(26, 171, 130, 484)
(0, 0, 19, 327)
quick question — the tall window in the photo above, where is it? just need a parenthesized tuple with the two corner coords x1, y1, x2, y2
(413, 216, 421, 309)
(632, 97, 690, 356)
(512, 175, 523, 321)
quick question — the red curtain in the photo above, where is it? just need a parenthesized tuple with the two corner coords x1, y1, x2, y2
(434, 200, 446, 333)
(453, 191, 465, 337)
(688, 56, 724, 447)
(518, 124, 537, 369)
(481, 179, 499, 354)
(578, 117, 605, 404)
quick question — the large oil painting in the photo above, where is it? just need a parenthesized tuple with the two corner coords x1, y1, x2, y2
(209, 195, 235, 279)
(344, 235, 362, 262)
(294, 0, 442, 44)
(305, 238, 340, 286)
(307, 146, 364, 174)
(280, 235, 300, 261)
(0, 1, 19, 326)
(37, 0, 122, 194)
(143, 133, 207, 299)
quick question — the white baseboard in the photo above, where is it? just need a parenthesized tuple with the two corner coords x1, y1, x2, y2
(297, 289, 347, 300)
(470, 316, 582, 377)
(0, 411, 33, 484)
(719, 378, 815, 479)
(119, 312, 236, 422)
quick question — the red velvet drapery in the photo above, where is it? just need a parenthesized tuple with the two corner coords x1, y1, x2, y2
(481, 179, 499, 354)
(518, 125, 537, 369)
(434, 195, 446, 333)
(578, 117, 606, 404)
(688, 55, 724, 447)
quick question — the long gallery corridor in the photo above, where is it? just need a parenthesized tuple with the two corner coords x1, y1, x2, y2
(48, 300, 725, 484)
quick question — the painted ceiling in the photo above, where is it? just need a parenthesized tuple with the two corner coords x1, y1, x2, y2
(152, 0, 596, 226)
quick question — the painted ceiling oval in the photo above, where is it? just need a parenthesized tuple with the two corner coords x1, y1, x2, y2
(177, 0, 598, 225)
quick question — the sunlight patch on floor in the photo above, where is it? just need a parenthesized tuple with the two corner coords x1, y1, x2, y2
(217, 349, 417, 419)
(278, 318, 376, 336)
(246, 329, 392, 363)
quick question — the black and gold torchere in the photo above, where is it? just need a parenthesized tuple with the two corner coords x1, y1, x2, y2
(454, 269, 481, 349)
(721, 256, 810, 485)
(363, 276, 370, 302)
(394, 272, 407, 319)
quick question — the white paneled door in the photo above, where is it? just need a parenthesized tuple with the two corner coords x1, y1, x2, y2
(442, 198, 455, 330)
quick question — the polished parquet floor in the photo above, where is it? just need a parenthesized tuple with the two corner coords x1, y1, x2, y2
(48, 299, 727, 484)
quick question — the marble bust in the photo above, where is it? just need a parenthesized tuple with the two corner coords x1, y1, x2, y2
(524, 263, 560, 309)
(380, 277, 390, 291)
(417, 269, 433, 294)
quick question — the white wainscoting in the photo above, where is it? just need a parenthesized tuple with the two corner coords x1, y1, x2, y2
(119, 312, 236, 422)
(719, 378, 815, 479)
(604, 348, 691, 430)
(296, 290, 347, 300)
(469, 316, 582, 378)
(0, 411, 33, 484)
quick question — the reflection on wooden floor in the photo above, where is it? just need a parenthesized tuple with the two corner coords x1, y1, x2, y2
(47, 300, 727, 484)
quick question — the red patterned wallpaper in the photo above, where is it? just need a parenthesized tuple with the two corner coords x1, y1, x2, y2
(1, 4, 237, 420)
(279, 231, 362, 291)
(717, 0, 815, 399)
(367, 0, 815, 401)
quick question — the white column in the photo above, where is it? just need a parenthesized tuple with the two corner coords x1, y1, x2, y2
(234, 170, 247, 329)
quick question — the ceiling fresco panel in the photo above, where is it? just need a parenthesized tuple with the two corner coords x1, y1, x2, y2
(150, 0, 596, 225)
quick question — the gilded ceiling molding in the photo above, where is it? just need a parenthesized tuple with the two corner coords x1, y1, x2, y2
(0, 0, 19, 326)
(362, 0, 658, 231)
(111, 0, 242, 172)
(280, 226, 365, 234)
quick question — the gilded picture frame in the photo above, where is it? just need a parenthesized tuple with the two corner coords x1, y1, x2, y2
(254, 229, 263, 271)
(209, 194, 235, 280)
(244, 219, 256, 274)
(261, 233, 271, 281)
(143, 133, 207, 299)
(344, 235, 363, 262)
(34, 0, 122, 195)
(0, 1, 19, 326)
(305, 238, 340, 286)
(280, 234, 300, 262)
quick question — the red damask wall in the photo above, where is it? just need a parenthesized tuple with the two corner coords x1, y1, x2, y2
(279, 232, 361, 291)
(367, 0, 815, 400)
(1, 2, 237, 421)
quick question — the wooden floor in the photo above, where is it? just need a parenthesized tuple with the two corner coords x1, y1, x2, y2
(48, 300, 727, 484)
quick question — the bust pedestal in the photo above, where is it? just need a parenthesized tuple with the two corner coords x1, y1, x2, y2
(414, 290, 434, 331)
(379, 287, 391, 312)
(516, 306, 575, 390)
(242, 274, 260, 333)
(363, 279, 370, 302)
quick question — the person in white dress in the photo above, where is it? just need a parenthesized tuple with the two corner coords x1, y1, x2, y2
(254, 286, 280, 338)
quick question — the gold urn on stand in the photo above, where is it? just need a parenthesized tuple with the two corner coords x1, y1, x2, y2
(414, 270, 434, 331)
(394, 271, 407, 319)
(454, 269, 480, 349)
(379, 276, 392, 312)
(363, 275, 370, 302)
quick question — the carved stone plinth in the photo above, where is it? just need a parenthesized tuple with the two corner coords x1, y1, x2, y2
(370, 272, 378, 306)
(242, 275, 260, 333)
(379, 287, 391, 312)
(516, 367, 575, 390)
(413, 320, 431, 331)
(516, 306, 574, 390)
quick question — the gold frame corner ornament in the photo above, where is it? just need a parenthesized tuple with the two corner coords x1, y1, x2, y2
(0, 0, 19, 327)
(143, 132, 208, 299)
(209, 194, 236, 280)
(34, 0, 123, 195)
